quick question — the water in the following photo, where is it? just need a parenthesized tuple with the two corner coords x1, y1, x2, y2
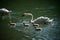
(10, 18, 56, 40)
(0, 0, 60, 40)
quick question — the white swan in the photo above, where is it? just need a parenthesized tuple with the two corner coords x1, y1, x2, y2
(22, 13, 54, 25)
(0, 8, 12, 20)
(0, 8, 12, 13)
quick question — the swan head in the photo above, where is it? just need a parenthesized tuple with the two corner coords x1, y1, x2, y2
(21, 13, 33, 17)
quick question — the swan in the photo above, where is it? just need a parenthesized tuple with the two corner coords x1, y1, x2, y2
(23, 22, 29, 27)
(32, 23, 41, 31)
(0, 8, 12, 13)
(22, 13, 54, 25)
(0, 8, 12, 20)
(8, 21, 16, 28)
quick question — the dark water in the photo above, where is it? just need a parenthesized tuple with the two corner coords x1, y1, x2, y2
(0, 0, 60, 40)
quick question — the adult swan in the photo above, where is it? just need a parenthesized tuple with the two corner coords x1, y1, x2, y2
(22, 13, 54, 25)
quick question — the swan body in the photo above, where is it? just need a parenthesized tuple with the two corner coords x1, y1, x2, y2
(35, 27, 42, 31)
(33, 23, 39, 27)
(0, 8, 12, 13)
(33, 23, 41, 31)
(23, 23, 29, 27)
(22, 20, 30, 29)
(9, 23, 16, 26)
(9, 23, 16, 28)
(8, 21, 16, 28)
